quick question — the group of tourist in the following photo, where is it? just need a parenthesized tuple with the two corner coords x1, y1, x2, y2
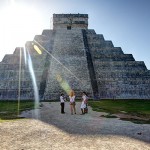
(60, 90, 88, 115)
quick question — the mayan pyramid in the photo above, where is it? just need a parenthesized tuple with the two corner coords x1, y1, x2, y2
(0, 14, 150, 100)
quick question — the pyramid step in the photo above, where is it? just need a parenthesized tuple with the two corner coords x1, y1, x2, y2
(0, 64, 20, 70)
(93, 54, 135, 61)
(34, 35, 49, 43)
(96, 70, 150, 78)
(87, 34, 105, 42)
(95, 61, 147, 71)
(42, 29, 56, 37)
(91, 47, 124, 54)
(89, 40, 114, 49)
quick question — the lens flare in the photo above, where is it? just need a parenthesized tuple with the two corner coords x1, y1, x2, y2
(56, 74, 72, 95)
(23, 47, 27, 65)
(27, 49, 40, 119)
(56, 74, 63, 82)
(32, 43, 42, 55)
(17, 48, 22, 116)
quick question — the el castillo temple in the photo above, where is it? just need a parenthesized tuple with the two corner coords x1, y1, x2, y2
(0, 14, 150, 100)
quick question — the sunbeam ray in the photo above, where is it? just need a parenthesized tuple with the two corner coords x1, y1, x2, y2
(26, 49, 40, 119)
(17, 47, 22, 116)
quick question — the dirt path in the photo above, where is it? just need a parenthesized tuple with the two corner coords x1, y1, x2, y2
(0, 102, 150, 150)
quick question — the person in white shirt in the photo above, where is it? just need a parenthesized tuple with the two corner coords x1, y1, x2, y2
(80, 92, 88, 114)
(60, 93, 65, 114)
(69, 90, 76, 115)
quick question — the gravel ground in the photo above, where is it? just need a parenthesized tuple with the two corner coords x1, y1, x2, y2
(0, 102, 150, 150)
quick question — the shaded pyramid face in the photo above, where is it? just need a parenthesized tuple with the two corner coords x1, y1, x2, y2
(0, 14, 150, 100)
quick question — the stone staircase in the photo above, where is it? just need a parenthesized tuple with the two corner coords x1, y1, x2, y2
(86, 30, 150, 99)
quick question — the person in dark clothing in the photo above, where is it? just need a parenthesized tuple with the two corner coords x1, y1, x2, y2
(60, 93, 65, 114)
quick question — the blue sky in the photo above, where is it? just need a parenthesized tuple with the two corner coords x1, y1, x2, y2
(0, 0, 150, 69)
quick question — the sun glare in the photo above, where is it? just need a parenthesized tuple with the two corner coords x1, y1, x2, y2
(0, 1, 42, 58)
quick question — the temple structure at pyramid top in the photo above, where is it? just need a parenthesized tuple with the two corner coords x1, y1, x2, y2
(0, 13, 150, 100)
(53, 14, 88, 29)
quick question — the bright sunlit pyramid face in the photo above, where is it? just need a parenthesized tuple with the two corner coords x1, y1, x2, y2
(1, 0, 42, 52)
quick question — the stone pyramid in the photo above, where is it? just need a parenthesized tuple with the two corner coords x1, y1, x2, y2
(0, 14, 150, 100)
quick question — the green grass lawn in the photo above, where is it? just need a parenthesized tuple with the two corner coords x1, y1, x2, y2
(88, 99, 150, 119)
(0, 101, 34, 120)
